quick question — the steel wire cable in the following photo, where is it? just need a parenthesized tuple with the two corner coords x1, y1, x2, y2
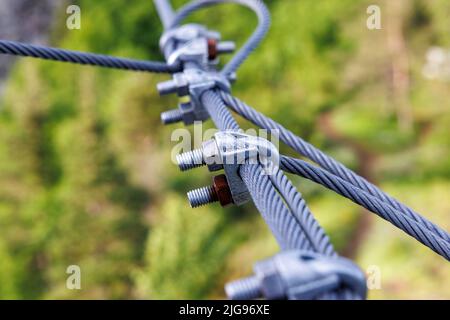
(163, 0, 363, 291)
(280, 156, 450, 261)
(219, 90, 450, 245)
(201, 90, 308, 249)
(169, 0, 271, 76)
(201, 90, 341, 256)
(267, 168, 358, 299)
(0, 0, 373, 299)
(168, 2, 363, 297)
(163, 2, 322, 255)
(201, 89, 354, 299)
(154, 0, 176, 30)
(0, 40, 180, 73)
(239, 164, 314, 251)
(268, 168, 336, 257)
(166, 2, 325, 257)
(239, 164, 355, 299)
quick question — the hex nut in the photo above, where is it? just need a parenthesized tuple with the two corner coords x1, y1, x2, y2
(208, 38, 218, 60)
(213, 174, 233, 207)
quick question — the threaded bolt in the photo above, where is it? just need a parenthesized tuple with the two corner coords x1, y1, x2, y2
(177, 149, 205, 171)
(157, 80, 177, 96)
(161, 109, 183, 125)
(187, 186, 219, 208)
(208, 39, 235, 60)
(225, 276, 262, 300)
(217, 41, 236, 54)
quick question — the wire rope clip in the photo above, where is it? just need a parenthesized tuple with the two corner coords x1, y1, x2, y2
(177, 131, 280, 207)
(225, 250, 367, 300)
(160, 23, 235, 68)
(159, 23, 219, 53)
(167, 37, 235, 68)
(158, 69, 232, 125)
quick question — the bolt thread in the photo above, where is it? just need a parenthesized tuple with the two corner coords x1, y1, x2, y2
(187, 186, 218, 208)
(157, 80, 176, 95)
(177, 149, 205, 171)
(161, 109, 183, 125)
(217, 41, 236, 54)
(225, 276, 261, 300)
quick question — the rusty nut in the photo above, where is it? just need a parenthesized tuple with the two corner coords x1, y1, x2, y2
(213, 174, 234, 207)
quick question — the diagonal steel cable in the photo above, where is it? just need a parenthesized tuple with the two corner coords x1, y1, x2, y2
(0, 40, 180, 73)
(219, 91, 450, 246)
(280, 156, 450, 260)
(201, 90, 358, 299)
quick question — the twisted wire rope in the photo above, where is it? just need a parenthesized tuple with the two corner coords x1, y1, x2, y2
(0, 40, 180, 73)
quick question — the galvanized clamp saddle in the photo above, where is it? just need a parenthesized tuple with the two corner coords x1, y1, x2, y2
(157, 69, 232, 125)
(160, 23, 235, 68)
(225, 250, 368, 300)
(157, 24, 236, 125)
(176, 131, 280, 208)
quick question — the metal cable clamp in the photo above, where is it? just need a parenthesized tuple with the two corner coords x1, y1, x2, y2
(158, 22, 236, 125)
(225, 250, 367, 300)
(160, 23, 220, 52)
(161, 23, 235, 68)
(158, 69, 232, 125)
(177, 131, 280, 207)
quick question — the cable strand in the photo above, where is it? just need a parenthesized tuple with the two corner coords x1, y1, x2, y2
(219, 90, 450, 245)
(280, 156, 450, 261)
(0, 40, 180, 73)
(169, 0, 271, 76)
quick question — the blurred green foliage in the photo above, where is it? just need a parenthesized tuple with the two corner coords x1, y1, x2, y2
(0, 0, 448, 299)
